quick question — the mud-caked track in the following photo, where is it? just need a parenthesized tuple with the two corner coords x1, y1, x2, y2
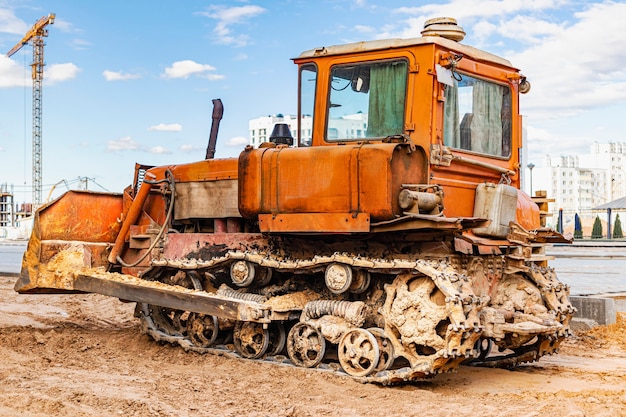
(138, 246, 575, 384)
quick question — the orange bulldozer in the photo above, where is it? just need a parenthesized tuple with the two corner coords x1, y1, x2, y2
(17, 18, 573, 384)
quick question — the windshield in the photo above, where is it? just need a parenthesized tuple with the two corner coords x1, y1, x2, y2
(443, 74, 512, 157)
(326, 60, 407, 141)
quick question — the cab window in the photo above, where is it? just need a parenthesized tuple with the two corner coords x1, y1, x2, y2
(327, 60, 407, 141)
(443, 74, 511, 157)
(298, 63, 316, 147)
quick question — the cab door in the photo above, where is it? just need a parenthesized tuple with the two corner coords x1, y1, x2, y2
(429, 56, 521, 218)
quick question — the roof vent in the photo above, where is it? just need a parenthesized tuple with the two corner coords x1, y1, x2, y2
(421, 17, 465, 42)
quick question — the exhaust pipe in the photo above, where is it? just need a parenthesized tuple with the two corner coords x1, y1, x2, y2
(205, 98, 224, 160)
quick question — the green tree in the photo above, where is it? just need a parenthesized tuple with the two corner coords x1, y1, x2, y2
(614, 213, 623, 239)
(574, 213, 583, 239)
(591, 216, 603, 239)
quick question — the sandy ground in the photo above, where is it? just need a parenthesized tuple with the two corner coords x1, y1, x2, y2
(0, 274, 625, 417)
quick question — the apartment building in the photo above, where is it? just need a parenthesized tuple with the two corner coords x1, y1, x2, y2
(531, 142, 626, 231)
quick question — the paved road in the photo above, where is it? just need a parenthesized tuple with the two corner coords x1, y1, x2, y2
(1, 241, 625, 296)
(0, 243, 25, 275)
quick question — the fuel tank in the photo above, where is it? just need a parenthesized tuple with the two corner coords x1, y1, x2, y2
(238, 143, 427, 232)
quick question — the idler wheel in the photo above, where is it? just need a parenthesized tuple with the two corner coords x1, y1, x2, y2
(233, 321, 269, 359)
(338, 328, 380, 377)
(286, 323, 326, 368)
(142, 304, 189, 337)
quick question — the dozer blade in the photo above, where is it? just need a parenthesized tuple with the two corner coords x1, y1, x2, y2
(16, 190, 123, 294)
(21, 243, 269, 322)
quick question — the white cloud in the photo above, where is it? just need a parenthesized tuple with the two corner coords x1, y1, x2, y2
(107, 136, 139, 152)
(393, 0, 569, 22)
(205, 73, 226, 81)
(225, 136, 249, 147)
(471, 19, 497, 44)
(378, 0, 568, 41)
(354, 25, 375, 34)
(103, 70, 141, 81)
(0, 8, 29, 35)
(199, 5, 266, 47)
(496, 15, 564, 44)
(525, 125, 592, 164)
(51, 18, 75, 33)
(162, 60, 223, 80)
(147, 123, 182, 132)
(180, 144, 202, 152)
(0, 146, 5, 152)
(0, 54, 27, 87)
(511, 2, 626, 119)
(47, 63, 81, 84)
(0, 57, 79, 87)
(149, 146, 171, 154)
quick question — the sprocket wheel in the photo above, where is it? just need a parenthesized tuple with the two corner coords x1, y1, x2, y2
(140, 270, 201, 337)
(383, 274, 450, 361)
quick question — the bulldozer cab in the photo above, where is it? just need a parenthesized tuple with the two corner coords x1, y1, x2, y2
(293, 21, 528, 219)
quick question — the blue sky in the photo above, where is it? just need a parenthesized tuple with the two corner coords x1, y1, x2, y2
(2, 0, 626, 203)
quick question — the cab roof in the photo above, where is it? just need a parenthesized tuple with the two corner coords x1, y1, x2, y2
(295, 35, 514, 69)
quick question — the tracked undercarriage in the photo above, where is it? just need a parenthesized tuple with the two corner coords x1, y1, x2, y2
(20, 230, 572, 385)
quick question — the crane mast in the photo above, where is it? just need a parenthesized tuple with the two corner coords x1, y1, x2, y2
(6, 13, 55, 208)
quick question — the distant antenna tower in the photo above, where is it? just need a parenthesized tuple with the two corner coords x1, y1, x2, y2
(6, 13, 55, 208)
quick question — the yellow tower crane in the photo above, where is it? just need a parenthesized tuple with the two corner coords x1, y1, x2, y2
(6, 13, 55, 208)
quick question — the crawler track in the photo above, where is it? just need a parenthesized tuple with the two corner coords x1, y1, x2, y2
(138, 250, 574, 384)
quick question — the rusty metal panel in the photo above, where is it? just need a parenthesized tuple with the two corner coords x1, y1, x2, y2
(258, 213, 370, 233)
(269, 146, 357, 214)
(38, 190, 122, 242)
(238, 143, 427, 229)
(162, 232, 267, 260)
(516, 190, 541, 230)
(170, 158, 238, 182)
(174, 180, 240, 220)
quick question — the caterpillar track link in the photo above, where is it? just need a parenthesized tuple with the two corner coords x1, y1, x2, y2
(16, 17, 574, 385)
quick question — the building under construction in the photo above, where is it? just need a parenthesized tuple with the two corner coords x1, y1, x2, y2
(0, 184, 32, 229)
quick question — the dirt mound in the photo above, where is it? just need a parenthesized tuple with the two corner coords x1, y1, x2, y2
(582, 312, 626, 348)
